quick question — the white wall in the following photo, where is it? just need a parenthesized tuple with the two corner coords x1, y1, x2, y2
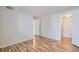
(40, 14, 61, 40)
(0, 7, 33, 47)
(17, 13, 33, 38)
(72, 8, 79, 47)
(40, 7, 79, 47)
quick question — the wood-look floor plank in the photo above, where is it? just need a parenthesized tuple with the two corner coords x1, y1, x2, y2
(0, 35, 79, 52)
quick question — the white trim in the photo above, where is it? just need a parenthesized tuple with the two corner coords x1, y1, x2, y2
(0, 36, 33, 48)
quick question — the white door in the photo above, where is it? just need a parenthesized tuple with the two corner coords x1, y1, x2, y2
(33, 19, 40, 35)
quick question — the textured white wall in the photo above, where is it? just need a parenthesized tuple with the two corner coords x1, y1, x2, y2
(0, 8, 33, 47)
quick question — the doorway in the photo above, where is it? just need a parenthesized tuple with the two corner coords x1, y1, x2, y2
(33, 18, 40, 47)
(61, 13, 72, 51)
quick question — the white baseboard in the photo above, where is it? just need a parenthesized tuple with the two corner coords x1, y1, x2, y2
(64, 35, 72, 38)
(0, 36, 33, 48)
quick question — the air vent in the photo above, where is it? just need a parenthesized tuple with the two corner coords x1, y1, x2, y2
(33, 16, 39, 19)
(6, 6, 13, 10)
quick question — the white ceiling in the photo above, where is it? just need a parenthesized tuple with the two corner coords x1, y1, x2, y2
(0, 6, 74, 17)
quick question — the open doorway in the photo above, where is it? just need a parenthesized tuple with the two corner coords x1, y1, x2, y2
(61, 13, 72, 51)
(33, 17, 40, 47)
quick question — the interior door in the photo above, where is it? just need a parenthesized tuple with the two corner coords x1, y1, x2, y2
(33, 19, 40, 35)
